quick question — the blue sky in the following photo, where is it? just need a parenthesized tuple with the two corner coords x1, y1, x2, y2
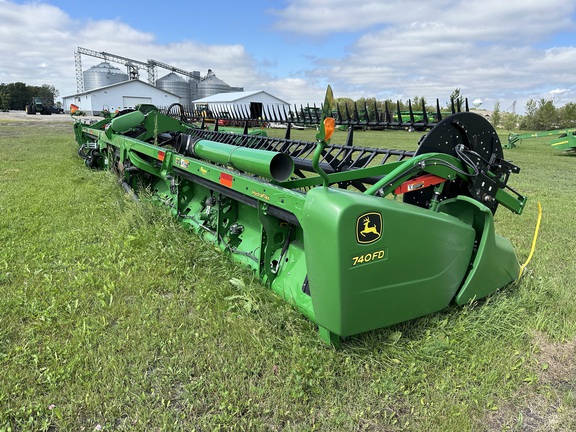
(1, 0, 576, 112)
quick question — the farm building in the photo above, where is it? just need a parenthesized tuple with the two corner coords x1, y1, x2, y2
(193, 90, 290, 120)
(62, 80, 180, 116)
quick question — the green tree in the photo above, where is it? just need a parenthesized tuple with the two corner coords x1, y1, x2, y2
(6, 82, 30, 110)
(334, 97, 355, 119)
(501, 112, 520, 130)
(532, 98, 558, 130)
(412, 96, 428, 111)
(391, 99, 407, 112)
(558, 102, 576, 128)
(378, 99, 397, 120)
(491, 101, 501, 128)
(519, 99, 537, 129)
(448, 88, 464, 110)
(0, 82, 59, 110)
(355, 97, 378, 121)
(36, 84, 59, 106)
(0, 84, 10, 110)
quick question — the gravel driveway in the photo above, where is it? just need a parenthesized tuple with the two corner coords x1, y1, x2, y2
(0, 110, 101, 124)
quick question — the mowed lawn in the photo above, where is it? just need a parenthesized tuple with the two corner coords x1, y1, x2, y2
(1, 116, 575, 431)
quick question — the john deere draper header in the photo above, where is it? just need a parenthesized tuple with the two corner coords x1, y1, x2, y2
(72, 86, 527, 345)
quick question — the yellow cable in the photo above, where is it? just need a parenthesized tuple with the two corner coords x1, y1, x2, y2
(518, 201, 542, 279)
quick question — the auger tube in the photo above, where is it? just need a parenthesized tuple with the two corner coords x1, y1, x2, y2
(189, 138, 294, 182)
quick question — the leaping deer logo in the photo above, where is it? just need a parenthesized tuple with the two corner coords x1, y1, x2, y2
(356, 212, 382, 244)
(360, 217, 380, 237)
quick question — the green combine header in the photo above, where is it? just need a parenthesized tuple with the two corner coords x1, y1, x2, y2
(550, 130, 576, 151)
(506, 128, 576, 149)
(72, 87, 527, 345)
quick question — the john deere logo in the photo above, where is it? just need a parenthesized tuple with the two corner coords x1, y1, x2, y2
(356, 212, 382, 244)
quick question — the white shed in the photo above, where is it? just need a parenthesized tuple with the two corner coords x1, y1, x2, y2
(62, 80, 180, 115)
(193, 90, 290, 120)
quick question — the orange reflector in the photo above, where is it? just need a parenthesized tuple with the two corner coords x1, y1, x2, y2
(324, 117, 335, 141)
(220, 172, 233, 188)
(394, 174, 446, 195)
(158, 151, 165, 161)
(70, 104, 79, 114)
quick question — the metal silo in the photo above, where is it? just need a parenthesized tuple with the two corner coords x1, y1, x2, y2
(189, 71, 201, 103)
(83, 62, 128, 91)
(197, 69, 231, 99)
(156, 72, 190, 108)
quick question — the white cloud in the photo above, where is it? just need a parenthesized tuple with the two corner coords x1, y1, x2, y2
(268, 0, 428, 35)
(257, 77, 326, 106)
(267, 0, 576, 110)
(1, 0, 575, 113)
(0, 1, 261, 98)
(269, 0, 575, 41)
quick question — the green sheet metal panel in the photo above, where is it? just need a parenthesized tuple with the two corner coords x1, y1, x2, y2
(301, 187, 476, 339)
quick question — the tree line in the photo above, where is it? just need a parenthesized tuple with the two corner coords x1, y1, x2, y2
(492, 98, 576, 131)
(0, 82, 60, 111)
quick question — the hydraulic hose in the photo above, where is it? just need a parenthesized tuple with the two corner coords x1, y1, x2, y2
(518, 202, 542, 278)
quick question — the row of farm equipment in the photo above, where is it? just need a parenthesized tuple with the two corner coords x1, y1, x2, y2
(163, 97, 462, 133)
(72, 86, 528, 345)
(173, 100, 576, 152)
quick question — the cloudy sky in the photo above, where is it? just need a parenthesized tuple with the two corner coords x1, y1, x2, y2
(1, 0, 575, 112)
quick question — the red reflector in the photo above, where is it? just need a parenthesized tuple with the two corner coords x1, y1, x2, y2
(394, 174, 446, 195)
(220, 172, 233, 188)
(158, 151, 165, 161)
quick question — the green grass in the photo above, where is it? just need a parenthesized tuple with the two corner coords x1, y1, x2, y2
(1, 121, 575, 431)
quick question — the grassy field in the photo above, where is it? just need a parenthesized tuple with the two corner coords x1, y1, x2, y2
(1, 117, 575, 431)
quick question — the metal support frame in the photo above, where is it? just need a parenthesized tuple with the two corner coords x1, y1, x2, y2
(74, 46, 200, 91)
(74, 50, 84, 93)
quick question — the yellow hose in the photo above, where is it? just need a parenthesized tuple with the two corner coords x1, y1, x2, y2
(518, 202, 542, 279)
